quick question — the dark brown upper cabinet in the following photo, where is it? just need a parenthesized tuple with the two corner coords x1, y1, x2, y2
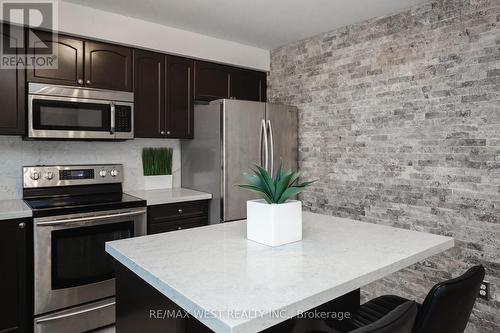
(27, 30, 84, 87)
(133, 51, 193, 139)
(27, 30, 132, 91)
(194, 60, 266, 102)
(134, 50, 165, 138)
(229, 68, 267, 102)
(194, 61, 230, 101)
(0, 24, 25, 135)
(166, 56, 194, 139)
(85, 41, 132, 91)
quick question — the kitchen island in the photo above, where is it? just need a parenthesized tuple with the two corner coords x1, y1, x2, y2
(106, 212, 454, 333)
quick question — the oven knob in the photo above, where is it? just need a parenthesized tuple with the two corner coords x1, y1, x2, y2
(30, 172, 40, 180)
(110, 169, 119, 177)
(46, 172, 54, 180)
(99, 169, 107, 177)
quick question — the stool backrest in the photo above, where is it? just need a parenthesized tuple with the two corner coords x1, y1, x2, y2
(413, 265, 485, 333)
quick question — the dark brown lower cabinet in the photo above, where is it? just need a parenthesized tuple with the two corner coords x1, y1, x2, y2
(0, 218, 30, 333)
(147, 200, 209, 235)
(0, 24, 25, 135)
(115, 261, 212, 333)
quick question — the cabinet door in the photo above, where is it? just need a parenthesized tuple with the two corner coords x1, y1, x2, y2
(85, 41, 132, 91)
(166, 56, 194, 139)
(27, 30, 84, 87)
(229, 68, 267, 102)
(0, 24, 25, 135)
(0, 219, 27, 333)
(194, 61, 229, 101)
(133, 50, 165, 138)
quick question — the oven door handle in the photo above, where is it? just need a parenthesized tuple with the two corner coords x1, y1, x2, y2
(36, 210, 146, 226)
(35, 300, 115, 323)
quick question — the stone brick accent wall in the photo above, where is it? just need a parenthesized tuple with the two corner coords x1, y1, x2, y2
(268, 0, 500, 332)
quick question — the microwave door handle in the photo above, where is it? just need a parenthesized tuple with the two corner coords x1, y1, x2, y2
(110, 102, 116, 135)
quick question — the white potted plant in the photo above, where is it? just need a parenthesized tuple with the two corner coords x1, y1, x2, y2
(142, 147, 173, 190)
(238, 164, 315, 247)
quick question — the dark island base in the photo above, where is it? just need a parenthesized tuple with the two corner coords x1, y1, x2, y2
(114, 261, 360, 333)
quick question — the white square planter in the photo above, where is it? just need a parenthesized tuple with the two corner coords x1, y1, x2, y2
(144, 175, 173, 190)
(246, 199, 302, 247)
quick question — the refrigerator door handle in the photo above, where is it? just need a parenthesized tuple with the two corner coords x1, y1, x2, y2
(267, 120, 274, 175)
(259, 119, 269, 171)
(259, 119, 264, 167)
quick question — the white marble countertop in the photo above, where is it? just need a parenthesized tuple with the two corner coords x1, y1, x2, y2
(125, 187, 212, 206)
(0, 199, 32, 220)
(106, 212, 454, 333)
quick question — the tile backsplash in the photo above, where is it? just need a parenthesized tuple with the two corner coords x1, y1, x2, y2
(0, 136, 181, 200)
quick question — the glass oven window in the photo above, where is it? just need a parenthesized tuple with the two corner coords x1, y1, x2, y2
(33, 99, 111, 131)
(51, 221, 134, 289)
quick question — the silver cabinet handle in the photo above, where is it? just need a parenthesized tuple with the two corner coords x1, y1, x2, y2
(86, 80, 91, 85)
(110, 102, 116, 135)
(160, 130, 165, 135)
(37, 210, 146, 226)
(178, 208, 183, 214)
(166, 131, 171, 135)
(77, 79, 84, 85)
(267, 120, 274, 175)
(35, 300, 115, 323)
(18, 222, 26, 229)
(177, 226, 182, 230)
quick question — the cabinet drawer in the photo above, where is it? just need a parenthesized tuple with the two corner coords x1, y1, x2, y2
(148, 216, 208, 235)
(148, 200, 209, 224)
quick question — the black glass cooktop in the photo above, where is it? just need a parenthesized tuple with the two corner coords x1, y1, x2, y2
(25, 192, 146, 217)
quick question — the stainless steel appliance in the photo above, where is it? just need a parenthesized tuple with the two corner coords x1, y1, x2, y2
(181, 99, 298, 223)
(23, 164, 146, 333)
(28, 83, 134, 140)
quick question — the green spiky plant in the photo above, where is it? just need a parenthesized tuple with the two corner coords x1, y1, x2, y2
(142, 148, 173, 176)
(238, 164, 315, 204)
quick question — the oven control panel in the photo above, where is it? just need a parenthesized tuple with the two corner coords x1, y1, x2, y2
(23, 164, 124, 188)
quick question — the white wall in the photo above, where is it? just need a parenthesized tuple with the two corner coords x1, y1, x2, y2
(0, 137, 181, 200)
(57, 1, 270, 71)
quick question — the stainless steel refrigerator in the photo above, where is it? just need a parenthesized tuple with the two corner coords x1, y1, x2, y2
(181, 99, 298, 224)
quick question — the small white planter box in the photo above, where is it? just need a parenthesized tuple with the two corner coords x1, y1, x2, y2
(246, 199, 302, 247)
(144, 175, 173, 190)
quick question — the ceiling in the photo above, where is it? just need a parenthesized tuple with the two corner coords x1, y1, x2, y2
(63, 0, 425, 49)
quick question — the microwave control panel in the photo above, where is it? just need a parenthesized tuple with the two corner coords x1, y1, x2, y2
(115, 105, 132, 132)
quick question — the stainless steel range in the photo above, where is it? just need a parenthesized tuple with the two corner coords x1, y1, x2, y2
(23, 164, 146, 333)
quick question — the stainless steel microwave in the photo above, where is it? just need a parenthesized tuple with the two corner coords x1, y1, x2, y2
(28, 83, 134, 140)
